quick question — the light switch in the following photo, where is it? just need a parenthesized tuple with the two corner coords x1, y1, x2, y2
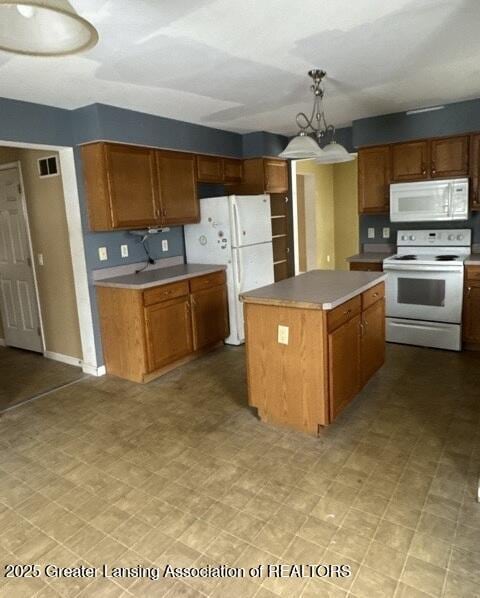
(162, 239, 169, 252)
(98, 247, 108, 261)
(368, 227, 375, 239)
(383, 227, 390, 239)
(121, 244, 129, 258)
(278, 325, 289, 345)
(37, 253, 44, 266)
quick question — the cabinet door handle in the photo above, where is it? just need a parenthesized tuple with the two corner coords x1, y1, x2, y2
(343, 308, 352, 316)
(360, 322, 365, 337)
(467, 286, 472, 298)
(421, 164, 427, 175)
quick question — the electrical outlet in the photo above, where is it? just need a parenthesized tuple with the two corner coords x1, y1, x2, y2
(383, 227, 390, 239)
(98, 247, 108, 261)
(368, 227, 375, 239)
(121, 244, 129, 258)
(277, 325, 289, 345)
(37, 253, 44, 266)
(162, 239, 169, 252)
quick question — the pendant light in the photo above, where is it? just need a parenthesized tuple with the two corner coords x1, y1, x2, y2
(279, 69, 354, 164)
(0, 0, 98, 56)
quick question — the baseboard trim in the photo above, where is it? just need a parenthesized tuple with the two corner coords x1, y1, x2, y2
(43, 350, 82, 368)
(82, 363, 106, 377)
(0, 337, 5, 347)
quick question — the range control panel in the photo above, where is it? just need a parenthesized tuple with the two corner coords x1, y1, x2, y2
(396, 229, 472, 247)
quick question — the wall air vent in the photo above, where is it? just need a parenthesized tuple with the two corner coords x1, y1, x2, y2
(38, 156, 59, 178)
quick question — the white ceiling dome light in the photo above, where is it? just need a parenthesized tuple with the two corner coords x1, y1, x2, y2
(279, 69, 354, 164)
(0, 0, 98, 56)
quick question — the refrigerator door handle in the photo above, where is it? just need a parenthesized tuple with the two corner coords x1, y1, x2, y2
(232, 199, 241, 247)
(236, 249, 242, 288)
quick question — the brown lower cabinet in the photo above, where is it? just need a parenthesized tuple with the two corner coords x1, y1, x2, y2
(349, 261, 383, 272)
(96, 270, 229, 382)
(243, 280, 385, 434)
(328, 284, 386, 420)
(463, 266, 480, 349)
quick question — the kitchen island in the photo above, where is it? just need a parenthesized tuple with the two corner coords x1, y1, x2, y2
(241, 270, 386, 434)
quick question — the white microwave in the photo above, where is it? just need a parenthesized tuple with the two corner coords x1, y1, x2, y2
(390, 178, 469, 222)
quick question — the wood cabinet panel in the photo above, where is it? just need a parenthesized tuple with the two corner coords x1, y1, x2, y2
(143, 281, 189, 306)
(264, 159, 289, 193)
(463, 282, 480, 344)
(274, 261, 289, 281)
(470, 134, 480, 211)
(358, 146, 390, 214)
(362, 282, 385, 311)
(327, 295, 362, 333)
(466, 266, 480, 282)
(145, 296, 193, 371)
(328, 314, 361, 421)
(391, 141, 429, 181)
(82, 143, 159, 231)
(191, 285, 229, 351)
(189, 270, 226, 293)
(156, 151, 199, 225)
(223, 158, 243, 183)
(430, 136, 469, 178)
(196, 155, 224, 183)
(361, 299, 385, 386)
(349, 262, 383, 272)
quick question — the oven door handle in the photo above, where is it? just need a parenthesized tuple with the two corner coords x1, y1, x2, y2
(383, 264, 463, 273)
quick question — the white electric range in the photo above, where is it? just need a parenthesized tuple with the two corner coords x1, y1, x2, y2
(383, 229, 471, 351)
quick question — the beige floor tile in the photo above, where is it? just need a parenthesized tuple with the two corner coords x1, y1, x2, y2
(251, 523, 295, 558)
(205, 531, 249, 565)
(443, 571, 480, 598)
(320, 550, 359, 591)
(297, 515, 338, 547)
(408, 531, 451, 568)
(394, 581, 433, 597)
(374, 519, 414, 553)
(341, 508, 380, 539)
(350, 565, 397, 598)
(179, 518, 220, 552)
(282, 535, 324, 563)
(328, 527, 370, 562)
(449, 546, 480, 583)
(401, 555, 446, 596)
(302, 577, 348, 597)
(417, 512, 457, 543)
(363, 540, 407, 579)
(132, 527, 174, 561)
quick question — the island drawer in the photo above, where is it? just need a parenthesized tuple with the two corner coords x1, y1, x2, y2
(362, 282, 385, 310)
(327, 295, 361, 332)
(189, 270, 226, 292)
(143, 281, 189, 306)
(466, 266, 480, 282)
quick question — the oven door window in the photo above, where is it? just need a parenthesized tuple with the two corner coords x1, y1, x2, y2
(397, 277, 446, 307)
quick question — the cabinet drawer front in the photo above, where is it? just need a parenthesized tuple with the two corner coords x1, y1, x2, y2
(327, 296, 361, 332)
(466, 266, 480, 282)
(349, 262, 383, 272)
(189, 270, 226, 292)
(143, 281, 189, 306)
(362, 282, 385, 310)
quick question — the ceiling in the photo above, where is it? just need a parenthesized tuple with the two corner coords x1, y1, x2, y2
(0, 0, 479, 135)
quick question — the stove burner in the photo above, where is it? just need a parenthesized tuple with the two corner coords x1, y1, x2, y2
(435, 255, 459, 261)
(394, 255, 417, 261)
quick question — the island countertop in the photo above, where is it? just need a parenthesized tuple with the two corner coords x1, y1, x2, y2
(94, 264, 226, 290)
(241, 269, 386, 310)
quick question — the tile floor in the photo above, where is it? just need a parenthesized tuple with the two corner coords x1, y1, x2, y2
(0, 344, 479, 597)
(0, 346, 84, 412)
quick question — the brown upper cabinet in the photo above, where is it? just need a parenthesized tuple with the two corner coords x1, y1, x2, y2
(196, 155, 243, 184)
(82, 143, 159, 231)
(430, 136, 469, 178)
(358, 146, 391, 214)
(391, 136, 469, 183)
(156, 150, 199, 225)
(470, 134, 480, 211)
(391, 141, 429, 181)
(81, 142, 199, 231)
(230, 158, 288, 194)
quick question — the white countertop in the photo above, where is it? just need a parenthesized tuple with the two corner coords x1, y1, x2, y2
(94, 264, 226, 290)
(241, 270, 386, 310)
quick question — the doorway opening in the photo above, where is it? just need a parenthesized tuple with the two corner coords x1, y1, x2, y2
(291, 157, 359, 275)
(0, 143, 96, 411)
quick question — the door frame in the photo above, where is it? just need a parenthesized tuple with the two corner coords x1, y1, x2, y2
(0, 160, 45, 352)
(0, 141, 100, 376)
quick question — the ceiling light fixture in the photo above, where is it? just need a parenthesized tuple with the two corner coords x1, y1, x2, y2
(279, 69, 354, 164)
(0, 0, 98, 56)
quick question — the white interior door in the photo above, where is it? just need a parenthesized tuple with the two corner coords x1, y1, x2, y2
(0, 165, 43, 352)
(230, 195, 272, 247)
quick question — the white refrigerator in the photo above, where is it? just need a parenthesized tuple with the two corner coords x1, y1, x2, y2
(184, 194, 274, 345)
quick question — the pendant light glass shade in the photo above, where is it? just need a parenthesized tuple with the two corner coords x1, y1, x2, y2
(315, 141, 354, 164)
(278, 133, 326, 159)
(0, 0, 98, 56)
